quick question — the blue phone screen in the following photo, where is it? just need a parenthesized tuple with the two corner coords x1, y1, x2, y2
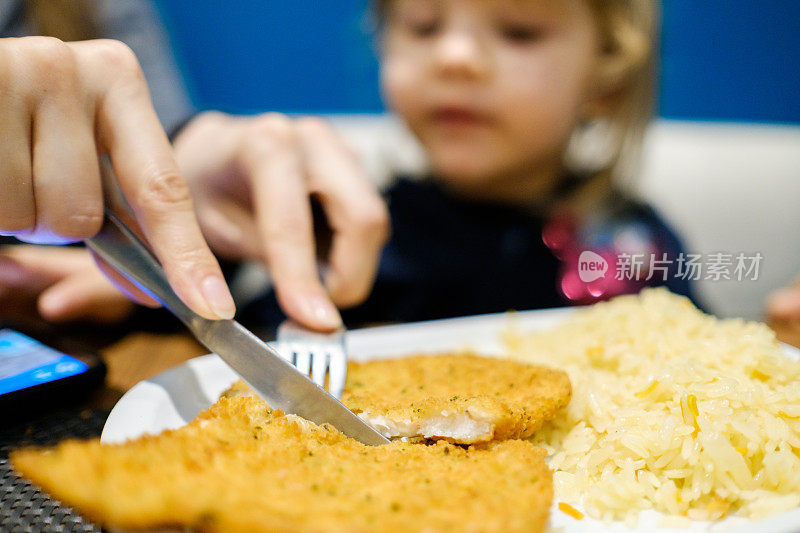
(0, 329, 88, 395)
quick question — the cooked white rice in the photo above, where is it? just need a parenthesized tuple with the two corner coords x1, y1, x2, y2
(504, 288, 800, 522)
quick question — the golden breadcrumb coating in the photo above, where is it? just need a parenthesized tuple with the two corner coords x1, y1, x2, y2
(224, 352, 571, 443)
(344, 353, 571, 442)
(11, 396, 553, 533)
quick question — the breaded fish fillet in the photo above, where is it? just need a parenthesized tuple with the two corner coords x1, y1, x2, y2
(11, 395, 553, 533)
(225, 352, 571, 444)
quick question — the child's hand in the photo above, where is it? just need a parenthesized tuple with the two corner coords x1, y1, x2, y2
(0, 245, 135, 324)
(767, 277, 800, 348)
(173, 112, 391, 331)
(0, 37, 234, 321)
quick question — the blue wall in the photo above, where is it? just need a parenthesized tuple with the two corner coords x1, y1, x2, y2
(659, 1, 800, 124)
(155, 1, 383, 114)
(156, 1, 800, 123)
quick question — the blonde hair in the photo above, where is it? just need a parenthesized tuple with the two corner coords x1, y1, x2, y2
(572, 0, 658, 181)
(371, 0, 659, 206)
(25, 0, 98, 42)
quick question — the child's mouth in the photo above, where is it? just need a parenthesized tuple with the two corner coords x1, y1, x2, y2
(430, 106, 491, 128)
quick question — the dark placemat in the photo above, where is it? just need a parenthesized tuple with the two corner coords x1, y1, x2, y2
(1, 408, 109, 532)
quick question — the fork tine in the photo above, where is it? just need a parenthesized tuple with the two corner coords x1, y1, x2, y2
(311, 349, 328, 388)
(295, 347, 312, 376)
(328, 348, 347, 399)
(276, 320, 347, 398)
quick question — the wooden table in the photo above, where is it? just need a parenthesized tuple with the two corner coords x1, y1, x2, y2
(83, 330, 207, 410)
(78, 317, 800, 412)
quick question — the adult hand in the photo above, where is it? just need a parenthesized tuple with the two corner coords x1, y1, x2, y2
(767, 277, 800, 322)
(0, 37, 234, 319)
(766, 276, 800, 349)
(0, 245, 135, 324)
(173, 112, 390, 331)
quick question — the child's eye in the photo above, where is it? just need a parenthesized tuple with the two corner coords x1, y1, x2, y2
(405, 17, 441, 38)
(499, 24, 544, 43)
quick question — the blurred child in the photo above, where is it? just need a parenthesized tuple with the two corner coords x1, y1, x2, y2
(239, 0, 696, 327)
(1, 0, 692, 329)
(6, 0, 799, 332)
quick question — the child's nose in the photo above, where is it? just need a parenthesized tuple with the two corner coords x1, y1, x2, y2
(432, 30, 490, 80)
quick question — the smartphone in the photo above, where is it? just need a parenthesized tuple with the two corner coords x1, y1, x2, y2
(0, 326, 106, 416)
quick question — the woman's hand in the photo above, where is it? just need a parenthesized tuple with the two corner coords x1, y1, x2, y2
(0, 245, 135, 324)
(173, 112, 391, 331)
(0, 37, 234, 320)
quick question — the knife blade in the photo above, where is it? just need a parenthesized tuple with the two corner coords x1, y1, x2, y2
(86, 210, 389, 446)
(197, 318, 389, 445)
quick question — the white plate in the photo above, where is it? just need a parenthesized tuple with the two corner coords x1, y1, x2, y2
(102, 308, 800, 533)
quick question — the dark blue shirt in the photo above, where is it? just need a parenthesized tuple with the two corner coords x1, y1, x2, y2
(239, 178, 699, 331)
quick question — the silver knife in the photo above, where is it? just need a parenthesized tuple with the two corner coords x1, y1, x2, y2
(85, 209, 388, 446)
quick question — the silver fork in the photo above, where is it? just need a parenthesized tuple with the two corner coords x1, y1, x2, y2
(276, 320, 348, 399)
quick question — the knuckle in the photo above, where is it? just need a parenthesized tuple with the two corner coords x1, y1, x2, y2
(89, 40, 144, 82)
(21, 37, 77, 86)
(296, 117, 361, 161)
(22, 36, 69, 59)
(247, 113, 294, 141)
(138, 168, 192, 209)
(351, 198, 391, 240)
(295, 116, 332, 137)
(193, 110, 229, 129)
(239, 113, 298, 160)
(170, 245, 211, 272)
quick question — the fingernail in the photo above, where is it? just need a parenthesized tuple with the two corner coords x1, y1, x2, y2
(201, 276, 236, 319)
(304, 295, 342, 330)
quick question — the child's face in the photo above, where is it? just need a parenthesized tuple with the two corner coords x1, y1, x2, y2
(381, 0, 602, 200)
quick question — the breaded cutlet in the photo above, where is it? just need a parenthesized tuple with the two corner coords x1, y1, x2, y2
(224, 351, 571, 444)
(11, 395, 553, 533)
